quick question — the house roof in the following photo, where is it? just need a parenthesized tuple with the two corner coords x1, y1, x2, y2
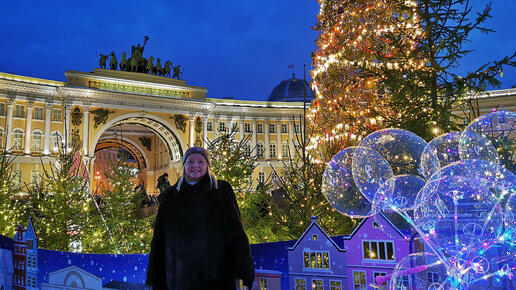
(287, 216, 345, 252)
(343, 213, 411, 241)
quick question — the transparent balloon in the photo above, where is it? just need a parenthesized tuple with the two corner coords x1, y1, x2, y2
(463, 110, 516, 173)
(389, 252, 451, 290)
(458, 130, 499, 164)
(358, 128, 427, 177)
(351, 146, 394, 202)
(420, 132, 462, 180)
(414, 160, 507, 256)
(321, 147, 373, 218)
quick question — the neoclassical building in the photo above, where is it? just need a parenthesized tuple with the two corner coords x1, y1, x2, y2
(0, 69, 514, 195)
(0, 69, 314, 195)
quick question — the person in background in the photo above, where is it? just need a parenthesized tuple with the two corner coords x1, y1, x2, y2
(146, 147, 254, 289)
(156, 172, 170, 202)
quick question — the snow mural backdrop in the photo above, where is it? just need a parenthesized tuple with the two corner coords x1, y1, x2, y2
(322, 110, 516, 289)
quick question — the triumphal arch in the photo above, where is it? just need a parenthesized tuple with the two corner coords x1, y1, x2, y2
(0, 68, 305, 195)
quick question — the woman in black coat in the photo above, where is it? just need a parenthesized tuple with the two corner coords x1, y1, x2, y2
(146, 147, 255, 289)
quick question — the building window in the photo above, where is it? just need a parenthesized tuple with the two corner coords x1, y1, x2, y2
(219, 121, 226, 132)
(0, 128, 4, 148)
(245, 122, 251, 133)
(427, 272, 439, 283)
(258, 172, 265, 184)
(270, 143, 276, 158)
(13, 170, 22, 188)
(353, 271, 366, 288)
(257, 143, 264, 158)
(30, 170, 42, 185)
(259, 278, 268, 290)
(13, 129, 24, 150)
(207, 121, 213, 132)
(363, 240, 395, 261)
(231, 122, 239, 132)
(52, 108, 62, 121)
(245, 144, 251, 157)
(269, 123, 275, 133)
(14, 104, 25, 118)
(295, 124, 301, 133)
(401, 275, 410, 288)
(312, 279, 323, 290)
(282, 143, 289, 158)
(0, 103, 5, 116)
(34, 107, 44, 120)
(303, 251, 330, 269)
(295, 278, 306, 290)
(257, 123, 263, 133)
(312, 234, 318, 241)
(31, 131, 43, 151)
(281, 123, 287, 133)
(51, 131, 62, 151)
(374, 272, 387, 286)
(330, 280, 342, 290)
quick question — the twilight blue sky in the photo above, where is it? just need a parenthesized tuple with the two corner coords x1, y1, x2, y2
(0, 0, 514, 101)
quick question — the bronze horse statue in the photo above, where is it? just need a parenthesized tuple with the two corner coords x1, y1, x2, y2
(164, 61, 173, 77)
(109, 51, 118, 70)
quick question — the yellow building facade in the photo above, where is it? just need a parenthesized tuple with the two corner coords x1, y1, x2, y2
(0, 69, 306, 194)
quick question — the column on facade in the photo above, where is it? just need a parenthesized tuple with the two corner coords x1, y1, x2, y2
(252, 118, 257, 149)
(82, 105, 90, 156)
(264, 119, 270, 160)
(5, 97, 15, 150)
(239, 116, 244, 140)
(64, 104, 72, 148)
(23, 101, 35, 155)
(43, 102, 52, 155)
(289, 119, 294, 158)
(189, 113, 196, 147)
(202, 114, 208, 148)
(213, 116, 220, 139)
(276, 119, 282, 160)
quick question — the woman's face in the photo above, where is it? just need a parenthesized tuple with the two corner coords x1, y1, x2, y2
(184, 153, 208, 182)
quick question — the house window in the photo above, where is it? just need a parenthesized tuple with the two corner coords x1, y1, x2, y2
(0, 103, 5, 116)
(257, 143, 264, 158)
(353, 271, 366, 289)
(34, 107, 44, 120)
(303, 251, 330, 269)
(257, 123, 263, 133)
(374, 272, 387, 286)
(363, 240, 394, 261)
(269, 123, 275, 133)
(245, 122, 251, 133)
(13, 129, 24, 150)
(312, 234, 318, 241)
(281, 123, 288, 133)
(400, 275, 410, 288)
(0, 128, 4, 148)
(259, 278, 268, 290)
(427, 272, 439, 283)
(30, 170, 42, 185)
(373, 222, 379, 228)
(270, 143, 276, 158)
(258, 172, 265, 184)
(207, 121, 213, 132)
(52, 108, 62, 121)
(219, 121, 226, 132)
(295, 278, 306, 290)
(13, 170, 22, 188)
(31, 131, 43, 151)
(312, 279, 323, 290)
(231, 122, 239, 132)
(14, 104, 25, 118)
(245, 144, 251, 157)
(51, 131, 62, 151)
(330, 280, 342, 290)
(282, 143, 289, 158)
(295, 124, 301, 133)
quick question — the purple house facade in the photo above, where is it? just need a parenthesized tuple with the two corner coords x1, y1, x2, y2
(342, 215, 411, 290)
(287, 216, 347, 290)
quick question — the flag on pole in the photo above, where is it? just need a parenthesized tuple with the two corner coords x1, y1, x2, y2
(69, 150, 90, 180)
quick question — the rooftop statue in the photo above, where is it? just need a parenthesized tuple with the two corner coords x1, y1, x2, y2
(109, 51, 117, 70)
(172, 65, 184, 80)
(98, 53, 109, 69)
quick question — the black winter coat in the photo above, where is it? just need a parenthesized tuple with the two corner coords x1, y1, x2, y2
(146, 175, 255, 290)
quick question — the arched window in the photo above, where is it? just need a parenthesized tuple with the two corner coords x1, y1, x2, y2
(13, 129, 24, 150)
(269, 142, 276, 158)
(31, 130, 43, 151)
(51, 131, 62, 151)
(257, 142, 264, 158)
(282, 142, 289, 159)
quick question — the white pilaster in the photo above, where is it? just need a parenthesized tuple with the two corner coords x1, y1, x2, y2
(43, 102, 52, 155)
(82, 105, 90, 156)
(264, 119, 270, 160)
(276, 120, 282, 160)
(5, 97, 14, 150)
(24, 101, 34, 155)
(189, 113, 196, 147)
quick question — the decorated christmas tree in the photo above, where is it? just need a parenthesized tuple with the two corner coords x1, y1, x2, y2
(0, 146, 26, 236)
(311, 0, 515, 144)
